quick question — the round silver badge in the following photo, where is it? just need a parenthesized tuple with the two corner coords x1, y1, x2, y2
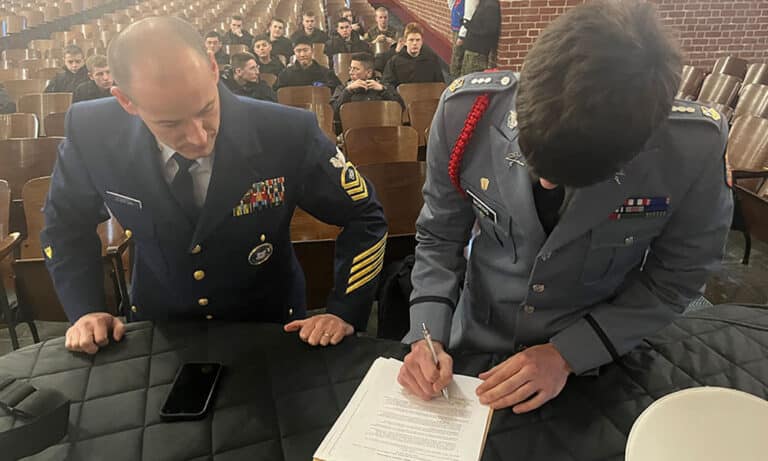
(248, 243, 273, 266)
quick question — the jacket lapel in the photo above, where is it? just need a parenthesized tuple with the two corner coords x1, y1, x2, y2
(189, 86, 263, 250)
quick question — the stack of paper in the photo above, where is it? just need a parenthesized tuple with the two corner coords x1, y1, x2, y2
(314, 357, 493, 461)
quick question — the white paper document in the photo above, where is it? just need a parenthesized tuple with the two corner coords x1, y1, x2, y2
(314, 357, 493, 461)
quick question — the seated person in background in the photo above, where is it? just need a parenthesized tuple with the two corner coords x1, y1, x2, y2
(73, 55, 114, 103)
(398, 0, 732, 414)
(275, 36, 341, 90)
(331, 52, 403, 124)
(221, 52, 277, 102)
(252, 36, 285, 77)
(0, 85, 15, 113)
(339, 7, 363, 40)
(366, 7, 399, 46)
(289, 11, 329, 45)
(43, 16, 387, 355)
(222, 14, 254, 47)
(263, 17, 294, 60)
(205, 31, 229, 66)
(382, 23, 444, 87)
(45, 45, 89, 93)
(325, 18, 370, 59)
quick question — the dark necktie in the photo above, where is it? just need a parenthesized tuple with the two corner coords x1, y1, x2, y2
(170, 152, 200, 223)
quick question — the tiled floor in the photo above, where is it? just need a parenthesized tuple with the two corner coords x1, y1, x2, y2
(1, 231, 766, 356)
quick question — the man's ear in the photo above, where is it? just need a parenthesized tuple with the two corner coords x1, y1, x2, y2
(111, 86, 138, 115)
(208, 51, 220, 84)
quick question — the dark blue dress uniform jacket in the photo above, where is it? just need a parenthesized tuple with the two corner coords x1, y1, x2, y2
(41, 85, 387, 330)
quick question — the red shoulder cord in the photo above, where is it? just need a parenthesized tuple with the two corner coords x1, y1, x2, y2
(448, 93, 491, 196)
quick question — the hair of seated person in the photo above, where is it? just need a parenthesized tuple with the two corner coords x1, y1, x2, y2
(231, 52, 257, 70)
(85, 55, 107, 73)
(64, 44, 83, 57)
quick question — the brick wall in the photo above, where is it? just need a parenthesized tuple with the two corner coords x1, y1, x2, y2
(388, 0, 768, 71)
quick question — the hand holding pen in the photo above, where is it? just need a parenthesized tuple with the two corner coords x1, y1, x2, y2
(397, 324, 454, 401)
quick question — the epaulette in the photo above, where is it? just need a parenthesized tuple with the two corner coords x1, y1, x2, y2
(668, 100, 723, 130)
(445, 70, 517, 99)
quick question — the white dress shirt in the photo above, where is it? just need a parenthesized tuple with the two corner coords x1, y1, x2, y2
(158, 142, 214, 208)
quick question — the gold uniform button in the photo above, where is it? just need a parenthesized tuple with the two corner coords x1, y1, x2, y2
(198, 298, 209, 307)
(532, 284, 545, 294)
(524, 305, 535, 314)
(288, 307, 294, 316)
(191, 244, 202, 254)
(205, 314, 213, 320)
(124, 229, 133, 238)
(193, 270, 205, 281)
(131, 305, 138, 313)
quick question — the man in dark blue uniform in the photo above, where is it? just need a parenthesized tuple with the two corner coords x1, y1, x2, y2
(42, 16, 387, 354)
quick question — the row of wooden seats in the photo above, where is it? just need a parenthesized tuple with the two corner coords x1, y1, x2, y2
(0, 111, 65, 138)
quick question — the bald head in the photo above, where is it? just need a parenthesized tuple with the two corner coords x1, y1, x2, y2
(107, 16, 208, 94)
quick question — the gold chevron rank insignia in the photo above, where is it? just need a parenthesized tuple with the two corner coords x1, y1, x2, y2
(346, 234, 387, 294)
(340, 162, 368, 201)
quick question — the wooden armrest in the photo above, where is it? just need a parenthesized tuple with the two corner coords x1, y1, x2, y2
(732, 168, 768, 180)
(106, 233, 132, 256)
(0, 232, 22, 261)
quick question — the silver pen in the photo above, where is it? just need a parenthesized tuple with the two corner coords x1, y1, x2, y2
(421, 323, 450, 400)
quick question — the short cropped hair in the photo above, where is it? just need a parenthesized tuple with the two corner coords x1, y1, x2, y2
(204, 31, 221, 40)
(303, 11, 316, 19)
(64, 44, 83, 56)
(85, 55, 107, 72)
(403, 23, 422, 38)
(231, 15, 243, 22)
(516, 0, 682, 187)
(231, 52, 256, 70)
(293, 35, 313, 49)
(351, 52, 374, 70)
(270, 17, 285, 27)
(375, 7, 388, 15)
(336, 18, 351, 28)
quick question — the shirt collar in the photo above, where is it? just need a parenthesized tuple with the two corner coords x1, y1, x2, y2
(158, 141, 214, 171)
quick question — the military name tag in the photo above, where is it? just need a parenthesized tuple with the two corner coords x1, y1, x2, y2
(466, 189, 497, 223)
(248, 243, 273, 265)
(105, 191, 143, 210)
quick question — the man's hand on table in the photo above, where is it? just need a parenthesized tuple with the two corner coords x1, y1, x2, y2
(284, 313, 354, 346)
(476, 343, 571, 413)
(65, 312, 125, 354)
(398, 339, 453, 400)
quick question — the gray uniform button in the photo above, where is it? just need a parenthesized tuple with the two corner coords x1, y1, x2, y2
(532, 283, 545, 293)
(540, 252, 552, 261)
(288, 307, 294, 316)
(524, 304, 535, 314)
(624, 236, 635, 245)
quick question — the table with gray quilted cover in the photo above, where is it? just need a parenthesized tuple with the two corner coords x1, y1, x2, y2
(1, 304, 767, 461)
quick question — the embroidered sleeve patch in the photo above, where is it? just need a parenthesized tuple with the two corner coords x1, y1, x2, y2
(44, 246, 53, 259)
(341, 162, 369, 201)
(346, 233, 387, 294)
(233, 177, 285, 216)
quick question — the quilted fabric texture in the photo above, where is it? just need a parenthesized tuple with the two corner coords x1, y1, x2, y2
(0, 304, 766, 461)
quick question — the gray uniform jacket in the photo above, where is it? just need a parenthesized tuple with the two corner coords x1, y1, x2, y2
(404, 71, 733, 375)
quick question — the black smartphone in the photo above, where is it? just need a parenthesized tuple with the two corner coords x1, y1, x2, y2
(159, 362, 223, 421)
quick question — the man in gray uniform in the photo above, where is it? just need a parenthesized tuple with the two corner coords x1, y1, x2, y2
(398, 0, 733, 413)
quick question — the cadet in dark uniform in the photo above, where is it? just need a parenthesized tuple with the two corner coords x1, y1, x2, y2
(399, 0, 733, 413)
(275, 36, 341, 90)
(43, 17, 387, 354)
(289, 12, 329, 45)
(222, 15, 254, 47)
(324, 18, 370, 58)
(262, 18, 293, 61)
(252, 36, 285, 77)
(221, 52, 277, 102)
(204, 31, 230, 66)
(45, 45, 89, 93)
(330, 53, 403, 124)
(72, 55, 114, 103)
(382, 23, 444, 87)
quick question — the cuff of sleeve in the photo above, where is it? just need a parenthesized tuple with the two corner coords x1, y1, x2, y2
(458, 27, 467, 38)
(550, 317, 614, 375)
(401, 301, 453, 346)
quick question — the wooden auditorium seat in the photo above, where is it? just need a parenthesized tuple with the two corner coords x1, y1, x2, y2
(277, 84, 331, 106)
(43, 112, 66, 137)
(744, 63, 768, 87)
(733, 84, 768, 119)
(293, 102, 335, 142)
(344, 126, 418, 165)
(712, 56, 748, 80)
(260, 72, 277, 88)
(339, 100, 402, 134)
(697, 73, 741, 108)
(31, 67, 62, 80)
(290, 207, 340, 310)
(0, 113, 38, 139)
(332, 52, 354, 84)
(17, 92, 72, 136)
(397, 81, 446, 123)
(0, 68, 27, 82)
(1, 48, 40, 62)
(407, 98, 439, 147)
(357, 161, 426, 237)
(727, 115, 768, 192)
(2, 15, 26, 35)
(28, 40, 56, 56)
(224, 44, 250, 56)
(0, 137, 61, 200)
(676, 65, 706, 100)
(2, 79, 49, 103)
